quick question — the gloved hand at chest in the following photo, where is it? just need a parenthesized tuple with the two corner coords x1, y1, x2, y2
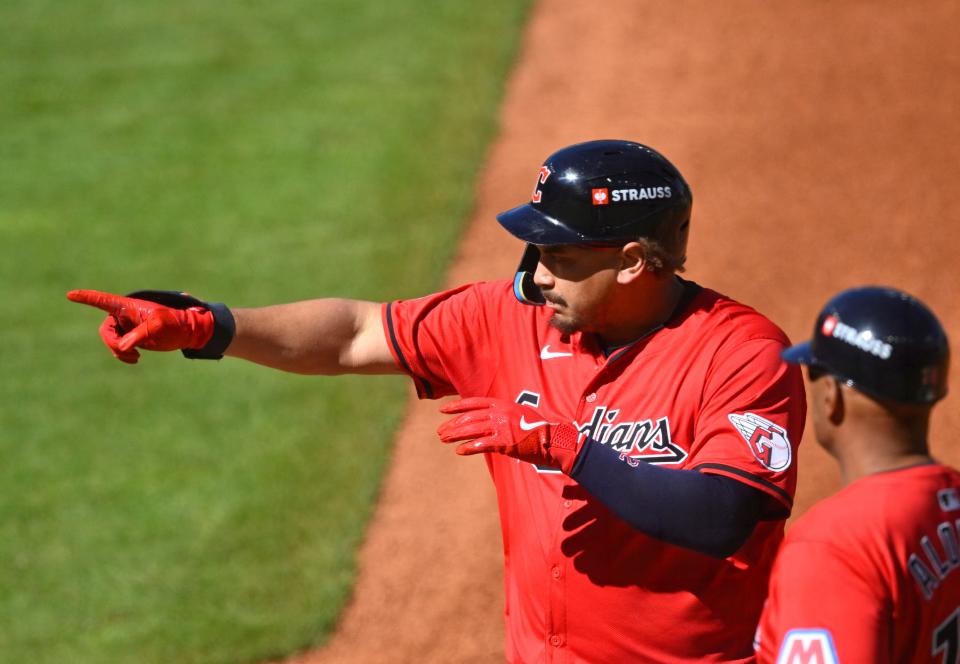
(437, 397, 583, 474)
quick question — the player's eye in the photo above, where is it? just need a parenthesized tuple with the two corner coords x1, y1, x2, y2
(539, 250, 569, 267)
(807, 364, 828, 381)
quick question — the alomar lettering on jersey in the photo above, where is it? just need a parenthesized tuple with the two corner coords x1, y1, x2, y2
(610, 186, 672, 203)
(908, 511, 960, 600)
(821, 315, 893, 359)
(577, 405, 686, 464)
(940, 488, 960, 512)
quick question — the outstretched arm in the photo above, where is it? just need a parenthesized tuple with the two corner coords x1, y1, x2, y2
(227, 299, 398, 375)
(68, 290, 399, 376)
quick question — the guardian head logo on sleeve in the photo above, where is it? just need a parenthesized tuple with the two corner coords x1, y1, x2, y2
(782, 286, 950, 405)
(728, 412, 792, 471)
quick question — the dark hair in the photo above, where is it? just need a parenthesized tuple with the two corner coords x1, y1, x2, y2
(635, 215, 690, 274)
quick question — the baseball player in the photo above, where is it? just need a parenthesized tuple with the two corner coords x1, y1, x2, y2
(756, 287, 955, 664)
(69, 140, 805, 662)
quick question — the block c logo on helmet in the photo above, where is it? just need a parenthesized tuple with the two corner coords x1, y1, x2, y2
(531, 166, 551, 203)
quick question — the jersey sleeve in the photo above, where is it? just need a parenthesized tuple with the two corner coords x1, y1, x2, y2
(756, 539, 890, 664)
(690, 336, 806, 518)
(381, 281, 506, 400)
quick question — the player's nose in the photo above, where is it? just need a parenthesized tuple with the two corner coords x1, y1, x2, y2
(533, 262, 555, 290)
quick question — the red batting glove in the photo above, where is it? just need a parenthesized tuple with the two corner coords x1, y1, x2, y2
(67, 289, 214, 364)
(437, 397, 583, 474)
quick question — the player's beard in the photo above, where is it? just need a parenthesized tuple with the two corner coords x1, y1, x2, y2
(544, 293, 582, 335)
(549, 315, 580, 335)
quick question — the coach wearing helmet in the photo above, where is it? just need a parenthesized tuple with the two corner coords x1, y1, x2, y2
(756, 287, 954, 663)
(68, 140, 806, 662)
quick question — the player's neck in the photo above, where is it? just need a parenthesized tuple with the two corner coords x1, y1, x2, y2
(829, 388, 936, 484)
(838, 451, 935, 485)
(595, 275, 685, 347)
(834, 418, 933, 485)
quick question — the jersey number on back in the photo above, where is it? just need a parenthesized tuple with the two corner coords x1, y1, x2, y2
(934, 607, 960, 664)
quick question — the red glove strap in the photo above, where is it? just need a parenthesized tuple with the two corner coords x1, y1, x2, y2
(545, 423, 583, 474)
(176, 307, 216, 349)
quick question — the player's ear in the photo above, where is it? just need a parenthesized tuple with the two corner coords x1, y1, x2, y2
(617, 242, 647, 284)
(824, 375, 845, 425)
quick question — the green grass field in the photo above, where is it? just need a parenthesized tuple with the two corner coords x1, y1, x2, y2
(0, 1, 530, 662)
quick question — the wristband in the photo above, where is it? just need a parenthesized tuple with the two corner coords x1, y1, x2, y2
(126, 290, 236, 360)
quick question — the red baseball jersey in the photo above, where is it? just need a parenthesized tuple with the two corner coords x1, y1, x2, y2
(756, 463, 960, 664)
(383, 279, 805, 663)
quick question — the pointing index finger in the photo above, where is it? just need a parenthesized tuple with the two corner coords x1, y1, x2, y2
(67, 290, 128, 315)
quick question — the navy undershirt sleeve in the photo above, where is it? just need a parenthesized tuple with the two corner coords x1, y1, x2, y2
(569, 437, 766, 558)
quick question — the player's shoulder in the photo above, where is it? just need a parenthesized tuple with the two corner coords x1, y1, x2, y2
(451, 279, 549, 326)
(408, 279, 515, 308)
(461, 279, 535, 313)
(787, 464, 960, 544)
(681, 281, 791, 346)
(443, 278, 519, 300)
(786, 487, 870, 545)
(469, 278, 516, 299)
(389, 280, 524, 328)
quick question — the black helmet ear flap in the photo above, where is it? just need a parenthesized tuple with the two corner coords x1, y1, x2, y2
(512, 243, 545, 306)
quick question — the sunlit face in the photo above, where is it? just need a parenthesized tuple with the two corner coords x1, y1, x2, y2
(533, 244, 624, 335)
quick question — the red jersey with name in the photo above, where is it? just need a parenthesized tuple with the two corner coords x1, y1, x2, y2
(383, 279, 806, 663)
(756, 463, 960, 664)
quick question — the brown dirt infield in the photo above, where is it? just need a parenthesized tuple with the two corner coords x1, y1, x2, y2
(284, 1, 960, 661)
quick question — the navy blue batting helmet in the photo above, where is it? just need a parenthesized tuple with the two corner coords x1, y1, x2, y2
(499, 140, 692, 305)
(783, 287, 949, 405)
(497, 139, 692, 245)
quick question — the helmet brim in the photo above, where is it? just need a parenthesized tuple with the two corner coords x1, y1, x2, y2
(781, 341, 814, 365)
(496, 204, 588, 245)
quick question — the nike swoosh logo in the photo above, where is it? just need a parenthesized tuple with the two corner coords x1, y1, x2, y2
(519, 416, 548, 431)
(540, 345, 573, 360)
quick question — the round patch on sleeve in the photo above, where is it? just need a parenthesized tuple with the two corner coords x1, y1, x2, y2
(727, 412, 792, 472)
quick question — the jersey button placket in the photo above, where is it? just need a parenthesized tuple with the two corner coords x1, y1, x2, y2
(579, 361, 611, 424)
(546, 558, 566, 658)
